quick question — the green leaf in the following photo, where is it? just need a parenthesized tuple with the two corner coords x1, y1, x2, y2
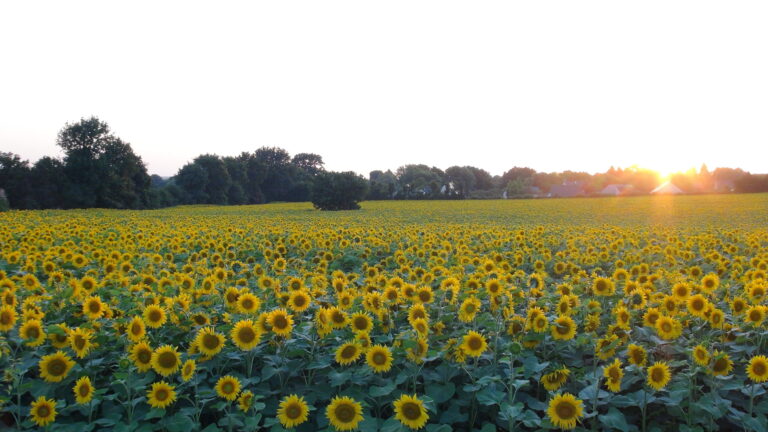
(425, 382, 455, 404)
(426, 425, 452, 432)
(380, 418, 406, 432)
(599, 407, 630, 432)
(370, 382, 397, 397)
(476, 385, 506, 406)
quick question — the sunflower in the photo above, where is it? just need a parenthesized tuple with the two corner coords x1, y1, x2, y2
(39, 351, 76, 383)
(603, 358, 623, 392)
(461, 330, 488, 358)
(541, 368, 570, 391)
(366, 344, 393, 373)
(288, 290, 312, 313)
(710, 350, 733, 376)
(393, 394, 429, 430)
(147, 381, 177, 409)
(328, 306, 349, 328)
(194, 327, 226, 357)
(130, 342, 154, 372)
(20, 319, 46, 346)
(0, 305, 17, 331)
(747, 355, 768, 383)
(627, 344, 647, 366)
(151, 345, 181, 376)
(69, 327, 94, 358)
(326, 396, 364, 431)
(647, 362, 671, 390)
(231, 320, 261, 351)
(73, 376, 94, 404)
(692, 345, 710, 366)
(30, 396, 57, 427)
(551, 316, 576, 341)
(49, 323, 70, 348)
(143, 305, 167, 328)
(592, 277, 615, 296)
(268, 309, 294, 336)
(687, 294, 709, 318)
(215, 375, 242, 401)
(350, 312, 373, 333)
(406, 338, 429, 363)
(459, 297, 481, 322)
(181, 359, 196, 382)
(531, 314, 549, 333)
(238, 390, 255, 412)
(700, 273, 719, 293)
(654, 316, 682, 340)
(237, 292, 261, 314)
(335, 342, 362, 366)
(547, 393, 584, 430)
(411, 318, 429, 338)
(127, 315, 146, 342)
(82, 296, 105, 320)
(746, 306, 766, 326)
(277, 394, 309, 428)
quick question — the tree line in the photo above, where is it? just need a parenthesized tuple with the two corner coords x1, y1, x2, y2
(2, 117, 768, 211)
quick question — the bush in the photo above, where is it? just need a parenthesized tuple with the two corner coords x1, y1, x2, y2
(311, 171, 368, 210)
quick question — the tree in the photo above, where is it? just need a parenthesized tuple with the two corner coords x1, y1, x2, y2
(0, 152, 34, 209)
(311, 171, 368, 210)
(175, 162, 209, 204)
(291, 153, 325, 176)
(368, 170, 397, 200)
(31, 157, 66, 209)
(445, 166, 475, 198)
(256, 147, 294, 201)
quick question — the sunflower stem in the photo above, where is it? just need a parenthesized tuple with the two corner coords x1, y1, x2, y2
(748, 382, 756, 421)
(641, 388, 647, 432)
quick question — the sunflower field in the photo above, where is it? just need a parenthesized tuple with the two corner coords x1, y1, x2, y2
(1, 195, 768, 431)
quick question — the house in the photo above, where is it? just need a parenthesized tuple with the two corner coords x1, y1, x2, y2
(651, 181, 684, 195)
(549, 182, 585, 198)
(600, 184, 634, 196)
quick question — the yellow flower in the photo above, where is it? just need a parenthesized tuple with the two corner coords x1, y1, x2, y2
(647, 362, 671, 390)
(215, 375, 242, 401)
(288, 290, 311, 313)
(151, 345, 181, 376)
(459, 296, 481, 322)
(20, 319, 46, 346)
(654, 315, 682, 340)
(181, 359, 196, 381)
(69, 327, 94, 358)
(237, 292, 261, 314)
(603, 358, 623, 392)
(231, 319, 261, 351)
(326, 396, 364, 431)
(73, 376, 94, 404)
(627, 344, 647, 366)
(82, 295, 105, 320)
(460, 330, 488, 358)
(592, 277, 615, 296)
(126, 315, 146, 342)
(547, 393, 584, 430)
(335, 342, 362, 366)
(747, 355, 768, 383)
(194, 327, 226, 357)
(39, 351, 76, 383)
(30, 396, 57, 427)
(541, 368, 570, 391)
(147, 381, 176, 409)
(0, 305, 17, 331)
(393, 394, 429, 430)
(350, 312, 373, 333)
(143, 304, 167, 328)
(130, 342, 154, 372)
(710, 350, 733, 376)
(366, 344, 393, 373)
(268, 309, 294, 336)
(238, 390, 254, 412)
(277, 394, 309, 428)
(551, 315, 576, 341)
(692, 345, 710, 366)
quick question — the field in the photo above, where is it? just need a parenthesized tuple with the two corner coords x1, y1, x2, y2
(1, 195, 768, 431)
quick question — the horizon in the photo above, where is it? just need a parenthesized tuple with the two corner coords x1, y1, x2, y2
(2, 1, 767, 178)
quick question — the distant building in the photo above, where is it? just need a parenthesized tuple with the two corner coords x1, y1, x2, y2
(600, 184, 633, 196)
(549, 182, 585, 198)
(651, 181, 684, 195)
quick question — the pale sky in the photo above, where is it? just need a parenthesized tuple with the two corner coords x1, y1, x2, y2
(1, 1, 766, 178)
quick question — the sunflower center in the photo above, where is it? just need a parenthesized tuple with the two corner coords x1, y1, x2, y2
(79, 385, 90, 397)
(74, 335, 86, 349)
(555, 401, 576, 419)
(223, 382, 234, 394)
(48, 359, 66, 376)
(156, 389, 169, 401)
(335, 403, 355, 422)
(651, 368, 664, 382)
(238, 327, 256, 343)
(750, 311, 762, 321)
(27, 327, 40, 339)
(465, 304, 475, 313)
(88, 301, 101, 313)
(158, 352, 177, 368)
(354, 318, 367, 330)
(714, 358, 728, 372)
(556, 324, 570, 335)
(203, 334, 220, 350)
(149, 310, 161, 322)
(138, 350, 151, 363)
(341, 346, 357, 359)
(37, 405, 50, 417)
(1, 312, 11, 324)
(131, 323, 143, 335)
(401, 402, 421, 420)
(468, 336, 482, 350)
(373, 352, 387, 365)
(287, 404, 302, 419)
(293, 296, 306, 307)
(242, 299, 254, 309)
(661, 322, 672, 332)
(609, 368, 620, 380)
(273, 315, 288, 329)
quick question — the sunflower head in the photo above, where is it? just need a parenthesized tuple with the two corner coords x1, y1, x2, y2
(647, 362, 672, 390)
(366, 345, 393, 373)
(30, 396, 57, 427)
(393, 394, 429, 430)
(147, 381, 177, 409)
(73, 376, 94, 404)
(547, 393, 584, 430)
(277, 394, 309, 429)
(194, 327, 226, 357)
(215, 375, 242, 401)
(39, 351, 76, 383)
(748, 355, 768, 383)
(327, 396, 364, 431)
(151, 345, 181, 376)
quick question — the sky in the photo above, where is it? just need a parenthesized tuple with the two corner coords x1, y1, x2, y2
(1, 1, 766, 178)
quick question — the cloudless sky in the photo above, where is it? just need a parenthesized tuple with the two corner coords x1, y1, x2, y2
(1, 1, 766, 177)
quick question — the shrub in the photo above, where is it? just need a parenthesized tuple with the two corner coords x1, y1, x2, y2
(311, 171, 368, 210)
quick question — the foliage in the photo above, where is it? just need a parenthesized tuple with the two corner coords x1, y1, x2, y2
(311, 171, 368, 211)
(1, 196, 768, 430)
